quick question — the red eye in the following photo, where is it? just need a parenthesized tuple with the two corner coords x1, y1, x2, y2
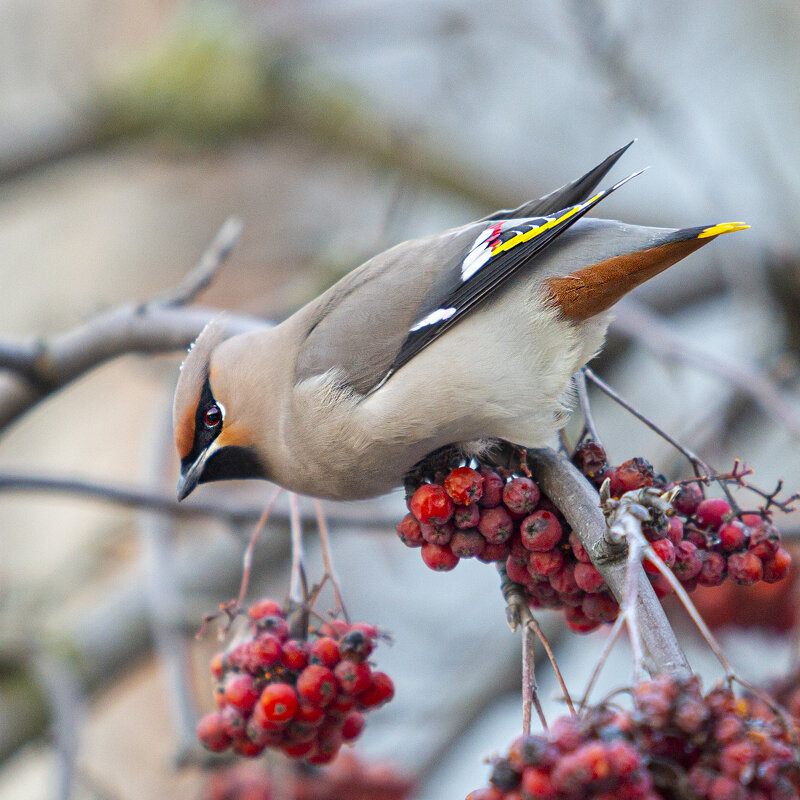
(204, 405, 222, 428)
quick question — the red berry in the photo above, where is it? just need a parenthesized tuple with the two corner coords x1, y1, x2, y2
(696, 497, 732, 529)
(309, 636, 340, 667)
(409, 484, 454, 524)
(296, 700, 325, 725)
(582, 592, 619, 622)
(574, 562, 607, 593)
(718, 522, 747, 552)
(673, 540, 703, 581)
(454, 503, 481, 529)
(231, 737, 264, 757)
(528, 550, 564, 578)
(334, 660, 371, 695)
(479, 468, 504, 507)
(644, 538, 675, 573)
(450, 529, 486, 558)
(748, 523, 780, 559)
(210, 651, 224, 680)
(520, 510, 563, 552)
(420, 521, 454, 546)
(349, 621, 379, 638)
(478, 541, 511, 562)
(606, 458, 654, 496)
(396, 513, 424, 547)
(358, 671, 394, 709)
(308, 726, 344, 764)
(697, 551, 726, 586)
(521, 766, 555, 798)
(196, 712, 231, 752)
(249, 598, 283, 620)
(338, 629, 374, 662)
(762, 547, 792, 583)
(549, 562, 579, 595)
(569, 530, 591, 563)
(478, 506, 515, 544)
(258, 682, 298, 723)
(667, 516, 684, 545)
(282, 739, 316, 758)
(342, 711, 365, 741)
(506, 555, 532, 584)
(503, 477, 541, 516)
(727, 551, 763, 585)
(421, 542, 459, 571)
(223, 674, 260, 714)
(281, 639, 309, 671)
(247, 633, 283, 670)
(673, 483, 704, 516)
(444, 466, 484, 505)
(255, 615, 290, 641)
(564, 605, 600, 633)
(296, 665, 338, 708)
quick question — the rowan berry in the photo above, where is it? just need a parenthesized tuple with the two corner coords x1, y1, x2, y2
(503, 477, 541, 516)
(762, 547, 792, 583)
(420, 542, 459, 571)
(582, 592, 619, 623)
(342, 711, 365, 741)
(396, 513, 424, 547)
(296, 665, 337, 708)
(528, 550, 564, 578)
(196, 712, 232, 752)
(450, 529, 486, 558)
(420, 521, 454, 546)
(258, 682, 298, 723)
(454, 503, 481, 529)
(520, 510, 563, 551)
(564, 605, 600, 633)
(718, 522, 747, 552)
(574, 562, 607, 593)
(644, 538, 675, 573)
(249, 598, 283, 620)
(358, 671, 394, 709)
(224, 674, 260, 714)
(334, 660, 372, 695)
(478, 506, 515, 543)
(727, 551, 763, 585)
(409, 483, 454, 524)
(444, 466, 484, 505)
(569, 530, 591, 563)
(673, 540, 703, 581)
(697, 551, 726, 586)
(696, 497, 732, 529)
(479, 467, 505, 507)
(281, 639, 308, 671)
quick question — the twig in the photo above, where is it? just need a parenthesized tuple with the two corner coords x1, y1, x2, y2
(624, 537, 646, 681)
(579, 612, 627, 713)
(0, 471, 399, 528)
(526, 448, 691, 679)
(613, 300, 800, 441)
(288, 493, 306, 606)
(236, 488, 284, 609)
(312, 498, 349, 622)
(575, 369, 603, 450)
(497, 564, 548, 731)
(526, 615, 575, 716)
(153, 217, 243, 307)
(582, 367, 740, 509)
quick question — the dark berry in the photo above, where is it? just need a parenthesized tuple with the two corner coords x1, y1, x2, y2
(450, 529, 486, 558)
(673, 483, 703, 516)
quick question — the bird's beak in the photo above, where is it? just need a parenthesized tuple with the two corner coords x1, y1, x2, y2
(176, 444, 217, 501)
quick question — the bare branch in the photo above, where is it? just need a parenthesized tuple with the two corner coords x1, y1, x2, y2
(612, 300, 800, 440)
(0, 471, 399, 529)
(526, 448, 692, 680)
(152, 217, 244, 307)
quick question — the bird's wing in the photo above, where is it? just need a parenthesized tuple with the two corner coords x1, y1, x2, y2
(295, 148, 642, 396)
(371, 169, 643, 392)
(477, 141, 634, 222)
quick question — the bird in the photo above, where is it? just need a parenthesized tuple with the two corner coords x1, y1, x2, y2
(173, 142, 747, 502)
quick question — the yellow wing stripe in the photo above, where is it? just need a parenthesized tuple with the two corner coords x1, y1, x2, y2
(697, 222, 750, 239)
(492, 192, 604, 255)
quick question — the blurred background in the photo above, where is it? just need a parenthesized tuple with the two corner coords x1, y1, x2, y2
(1, 1, 800, 798)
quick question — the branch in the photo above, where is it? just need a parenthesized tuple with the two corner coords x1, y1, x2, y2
(0, 471, 399, 529)
(526, 447, 692, 680)
(612, 299, 800, 440)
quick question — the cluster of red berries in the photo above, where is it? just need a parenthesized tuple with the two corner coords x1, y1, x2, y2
(196, 599, 394, 764)
(398, 445, 791, 634)
(467, 676, 800, 800)
(202, 753, 414, 800)
(574, 443, 792, 595)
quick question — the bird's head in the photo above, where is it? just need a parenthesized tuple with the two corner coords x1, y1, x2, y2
(173, 321, 266, 500)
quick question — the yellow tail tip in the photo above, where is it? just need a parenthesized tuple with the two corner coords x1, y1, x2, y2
(697, 222, 750, 239)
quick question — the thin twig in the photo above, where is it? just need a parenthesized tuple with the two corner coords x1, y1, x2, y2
(312, 498, 349, 622)
(522, 621, 535, 734)
(236, 488, 284, 608)
(575, 369, 604, 450)
(527, 616, 575, 716)
(579, 611, 627, 713)
(288, 493, 305, 605)
(153, 217, 243, 307)
(624, 537, 645, 682)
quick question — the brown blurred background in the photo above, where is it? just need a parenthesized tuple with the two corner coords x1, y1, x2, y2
(1, 1, 800, 798)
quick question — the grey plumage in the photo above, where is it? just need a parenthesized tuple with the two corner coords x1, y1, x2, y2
(173, 145, 747, 501)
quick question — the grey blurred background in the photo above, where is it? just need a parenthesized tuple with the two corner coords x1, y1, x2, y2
(1, 1, 799, 798)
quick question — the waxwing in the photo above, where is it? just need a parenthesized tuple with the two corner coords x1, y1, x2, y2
(173, 143, 747, 501)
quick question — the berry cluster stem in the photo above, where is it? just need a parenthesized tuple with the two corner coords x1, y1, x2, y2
(526, 448, 692, 680)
